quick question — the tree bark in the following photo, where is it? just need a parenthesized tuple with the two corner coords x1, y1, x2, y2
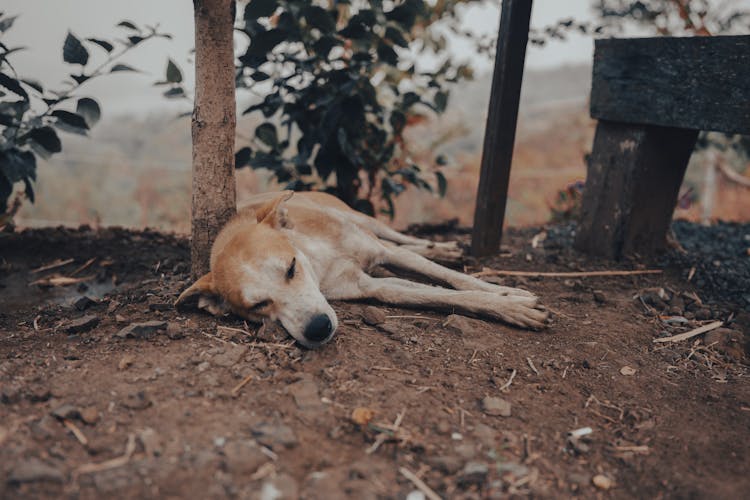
(191, 0, 237, 278)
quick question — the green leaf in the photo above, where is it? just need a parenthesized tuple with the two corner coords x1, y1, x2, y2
(244, 0, 278, 20)
(26, 126, 62, 153)
(250, 71, 270, 82)
(0, 72, 28, 100)
(0, 15, 18, 33)
(255, 122, 278, 147)
(303, 6, 336, 33)
(166, 58, 183, 83)
(385, 25, 409, 48)
(246, 28, 288, 57)
(434, 91, 448, 113)
(20, 78, 43, 94)
(117, 20, 139, 31)
(435, 171, 447, 197)
(0, 148, 36, 183)
(110, 64, 138, 72)
(23, 177, 34, 203)
(51, 110, 89, 131)
(353, 199, 375, 216)
(87, 38, 114, 52)
(385, 0, 424, 30)
(63, 32, 89, 65)
(376, 40, 398, 66)
(235, 147, 253, 168)
(71, 74, 90, 85)
(76, 97, 101, 127)
(163, 86, 185, 98)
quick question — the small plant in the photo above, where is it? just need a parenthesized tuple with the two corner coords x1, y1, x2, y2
(549, 180, 585, 223)
(0, 13, 171, 221)
(231, 0, 477, 217)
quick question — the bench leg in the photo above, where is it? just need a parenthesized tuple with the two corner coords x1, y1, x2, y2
(574, 121, 698, 259)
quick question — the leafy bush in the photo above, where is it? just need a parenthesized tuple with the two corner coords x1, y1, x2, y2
(229, 0, 480, 217)
(0, 13, 170, 220)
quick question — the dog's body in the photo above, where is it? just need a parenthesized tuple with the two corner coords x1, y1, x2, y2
(177, 191, 548, 347)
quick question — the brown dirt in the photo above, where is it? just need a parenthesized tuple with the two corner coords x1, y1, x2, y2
(1, 226, 748, 499)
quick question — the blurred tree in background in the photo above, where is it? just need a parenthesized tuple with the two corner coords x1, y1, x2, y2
(231, 0, 481, 217)
(0, 13, 170, 223)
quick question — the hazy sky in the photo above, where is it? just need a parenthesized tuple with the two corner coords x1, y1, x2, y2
(2, 0, 596, 114)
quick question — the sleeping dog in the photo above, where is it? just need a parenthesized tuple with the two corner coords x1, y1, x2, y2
(176, 191, 548, 348)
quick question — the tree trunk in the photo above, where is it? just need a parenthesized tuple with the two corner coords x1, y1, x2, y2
(191, 0, 237, 278)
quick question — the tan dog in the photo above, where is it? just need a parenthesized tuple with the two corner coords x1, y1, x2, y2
(176, 191, 548, 348)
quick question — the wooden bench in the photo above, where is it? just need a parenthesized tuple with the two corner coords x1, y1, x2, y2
(574, 35, 750, 259)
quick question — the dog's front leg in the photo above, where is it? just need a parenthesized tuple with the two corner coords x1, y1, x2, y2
(382, 246, 535, 297)
(355, 274, 548, 329)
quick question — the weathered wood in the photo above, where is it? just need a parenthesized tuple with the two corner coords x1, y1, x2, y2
(470, 0, 533, 257)
(191, 0, 237, 279)
(574, 121, 698, 259)
(591, 35, 750, 135)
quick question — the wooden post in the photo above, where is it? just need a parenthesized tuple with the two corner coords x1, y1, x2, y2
(574, 121, 698, 259)
(470, 0, 533, 257)
(191, 0, 237, 279)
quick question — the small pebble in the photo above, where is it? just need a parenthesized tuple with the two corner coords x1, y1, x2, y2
(592, 474, 613, 490)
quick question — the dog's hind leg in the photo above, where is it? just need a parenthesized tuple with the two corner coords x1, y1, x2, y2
(344, 209, 460, 250)
(381, 245, 535, 298)
(353, 274, 547, 329)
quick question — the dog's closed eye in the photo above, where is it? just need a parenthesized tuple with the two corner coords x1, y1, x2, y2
(249, 299, 272, 311)
(286, 257, 296, 281)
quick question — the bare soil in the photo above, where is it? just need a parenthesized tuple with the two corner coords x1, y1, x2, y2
(1, 224, 748, 499)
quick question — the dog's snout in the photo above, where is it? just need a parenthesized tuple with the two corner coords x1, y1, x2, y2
(303, 314, 334, 343)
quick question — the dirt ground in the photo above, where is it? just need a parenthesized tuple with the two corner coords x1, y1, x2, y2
(1, 224, 748, 499)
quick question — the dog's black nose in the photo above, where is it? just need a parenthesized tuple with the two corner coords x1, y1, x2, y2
(303, 314, 333, 343)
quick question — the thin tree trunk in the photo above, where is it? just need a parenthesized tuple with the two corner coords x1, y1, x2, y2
(191, 0, 237, 278)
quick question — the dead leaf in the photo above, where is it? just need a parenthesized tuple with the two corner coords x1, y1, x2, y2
(351, 407, 375, 426)
(620, 366, 637, 376)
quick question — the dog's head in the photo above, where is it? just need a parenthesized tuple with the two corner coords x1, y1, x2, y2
(176, 193, 338, 348)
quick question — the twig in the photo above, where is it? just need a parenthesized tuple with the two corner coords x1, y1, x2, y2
(653, 321, 723, 343)
(612, 445, 650, 454)
(385, 315, 437, 321)
(526, 357, 539, 376)
(473, 268, 663, 278)
(70, 257, 97, 277)
(63, 419, 88, 447)
(372, 366, 413, 374)
(200, 331, 235, 345)
(497, 369, 517, 391)
(30, 258, 74, 274)
(231, 373, 254, 396)
(29, 275, 95, 287)
(217, 325, 254, 337)
(366, 409, 406, 455)
(75, 433, 136, 475)
(399, 467, 442, 500)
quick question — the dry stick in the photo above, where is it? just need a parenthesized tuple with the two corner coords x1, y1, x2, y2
(399, 467, 443, 500)
(75, 433, 136, 475)
(231, 373, 254, 395)
(30, 258, 75, 274)
(63, 419, 88, 447)
(29, 275, 95, 287)
(473, 269, 663, 278)
(70, 257, 97, 277)
(385, 315, 438, 321)
(526, 357, 540, 376)
(653, 321, 723, 343)
(498, 369, 517, 391)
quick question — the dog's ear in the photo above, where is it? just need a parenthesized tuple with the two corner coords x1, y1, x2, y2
(257, 191, 294, 229)
(175, 272, 230, 316)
